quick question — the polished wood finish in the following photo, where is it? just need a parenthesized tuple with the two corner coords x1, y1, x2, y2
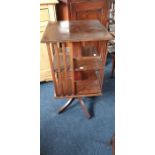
(46, 44, 58, 94)
(62, 43, 69, 94)
(59, 98, 91, 118)
(58, 98, 74, 113)
(79, 98, 91, 119)
(56, 0, 111, 27)
(41, 20, 113, 43)
(51, 55, 104, 97)
(70, 0, 108, 27)
(53, 43, 64, 95)
(41, 20, 112, 118)
(56, 0, 111, 75)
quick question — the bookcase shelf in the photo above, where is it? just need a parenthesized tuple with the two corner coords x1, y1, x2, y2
(53, 46, 103, 72)
(55, 70, 102, 97)
(74, 57, 103, 71)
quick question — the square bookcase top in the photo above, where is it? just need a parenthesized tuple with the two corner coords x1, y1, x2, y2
(41, 20, 113, 43)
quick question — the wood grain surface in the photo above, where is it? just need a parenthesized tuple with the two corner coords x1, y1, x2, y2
(41, 20, 113, 43)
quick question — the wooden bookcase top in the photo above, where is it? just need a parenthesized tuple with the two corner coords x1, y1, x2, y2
(41, 20, 113, 43)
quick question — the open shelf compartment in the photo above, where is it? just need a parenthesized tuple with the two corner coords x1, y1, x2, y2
(55, 70, 103, 98)
(53, 45, 103, 72)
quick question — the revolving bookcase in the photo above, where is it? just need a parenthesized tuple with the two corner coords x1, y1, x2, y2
(41, 20, 113, 118)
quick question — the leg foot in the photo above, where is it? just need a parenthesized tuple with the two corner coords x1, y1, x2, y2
(79, 98, 91, 119)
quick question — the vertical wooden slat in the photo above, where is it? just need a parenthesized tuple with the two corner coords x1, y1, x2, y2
(73, 42, 82, 80)
(51, 43, 59, 95)
(100, 41, 108, 64)
(99, 41, 104, 63)
(101, 69, 104, 89)
(46, 43, 58, 95)
(53, 43, 64, 96)
(81, 41, 85, 58)
(104, 41, 108, 65)
(97, 70, 102, 89)
(97, 69, 104, 90)
(102, 41, 108, 65)
(99, 40, 108, 89)
(57, 42, 60, 48)
(98, 41, 103, 89)
(70, 42, 75, 94)
(82, 41, 85, 47)
(62, 42, 68, 95)
(73, 42, 82, 57)
(101, 40, 108, 88)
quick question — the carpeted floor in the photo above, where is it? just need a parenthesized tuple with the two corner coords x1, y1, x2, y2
(40, 56, 115, 155)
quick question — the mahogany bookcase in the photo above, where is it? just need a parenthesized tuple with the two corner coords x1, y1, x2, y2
(41, 20, 113, 118)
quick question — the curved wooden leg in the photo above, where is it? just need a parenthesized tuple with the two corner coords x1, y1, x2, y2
(58, 97, 91, 119)
(58, 98, 74, 113)
(78, 98, 91, 119)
